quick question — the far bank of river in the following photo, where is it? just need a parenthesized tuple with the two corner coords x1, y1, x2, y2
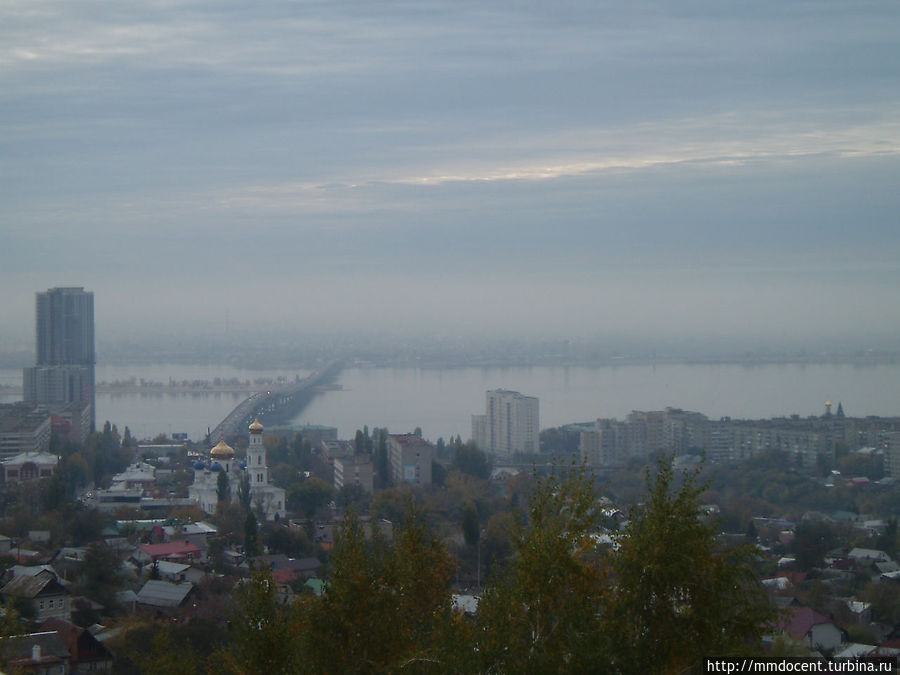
(2, 362, 899, 444)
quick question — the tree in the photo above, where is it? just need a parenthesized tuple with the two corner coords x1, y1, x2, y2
(792, 519, 836, 571)
(876, 516, 898, 558)
(216, 470, 230, 504)
(244, 512, 259, 557)
(461, 500, 480, 548)
(374, 430, 390, 489)
(452, 442, 491, 479)
(218, 570, 303, 674)
(81, 543, 122, 610)
(304, 507, 454, 672)
(238, 472, 252, 512)
(288, 477, 334, 518)
(474, 464, 606, 672)
(602, 459, 774, 673)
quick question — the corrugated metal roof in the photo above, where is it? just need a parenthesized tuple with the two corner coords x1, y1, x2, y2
(136, 580, 193, 607)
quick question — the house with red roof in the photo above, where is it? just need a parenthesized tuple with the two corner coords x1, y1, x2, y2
(776, 606, 843, 652)
(136, 540, 201, 564)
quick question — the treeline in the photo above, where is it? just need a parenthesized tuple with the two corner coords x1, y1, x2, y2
(113, 462, 774, 674)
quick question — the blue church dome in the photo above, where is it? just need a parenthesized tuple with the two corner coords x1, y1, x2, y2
(210, 462, 223, 472)
(193, 461, 205, 470)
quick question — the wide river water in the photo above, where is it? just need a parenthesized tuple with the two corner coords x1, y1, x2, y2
(2, 362, 899, 443)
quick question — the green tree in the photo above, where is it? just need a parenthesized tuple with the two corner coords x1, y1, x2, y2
(134, 624, 199, 675)
(603, 459, 774, 673)
(374, 429, 390, 489)
(219, 570, 302, 674)
(792, 519, 836, 571)
(461, 500, 480, 548)
(244, 512, 259, 557)
(876, 516, 898, 558)
(305, 507, 454, 673)
(216, 470, 230, 504)
(452, 442, 492, 479)
(287, 477, 334, 518)
(238, 472, 252, 512)
(474, 464, 606, 672)
(81, 543, 122, 610)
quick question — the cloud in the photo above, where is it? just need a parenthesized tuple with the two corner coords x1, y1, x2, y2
(1, 1, 899, 344)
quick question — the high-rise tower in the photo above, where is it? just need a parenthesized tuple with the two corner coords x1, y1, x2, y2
(23, 287, 95, 430)
(472, 389, 539, 459)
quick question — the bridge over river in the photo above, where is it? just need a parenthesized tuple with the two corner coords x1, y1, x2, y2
(208, 360, 343, 444)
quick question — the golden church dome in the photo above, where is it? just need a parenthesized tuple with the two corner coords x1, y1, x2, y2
(249, 418, 264, 434)
(210, 439, 235, 459)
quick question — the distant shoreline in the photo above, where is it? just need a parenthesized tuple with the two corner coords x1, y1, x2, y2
(1, 352, 898, 396)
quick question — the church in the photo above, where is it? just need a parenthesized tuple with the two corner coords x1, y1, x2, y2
(189, 418, 286, 520)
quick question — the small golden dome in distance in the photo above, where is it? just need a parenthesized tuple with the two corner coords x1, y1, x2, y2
(210, 439, 235, 459)
(249, 418, 264, 434)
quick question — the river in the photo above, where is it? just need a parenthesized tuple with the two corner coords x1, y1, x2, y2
(2, 362, 899, 444)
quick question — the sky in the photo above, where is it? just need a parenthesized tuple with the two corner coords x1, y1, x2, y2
(2, 0, 899, 350)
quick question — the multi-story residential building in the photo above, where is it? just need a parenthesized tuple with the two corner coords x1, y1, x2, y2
(472, 389, 539, 459)
(885, 432, 900, 478)
(581, 418, 628, 467)
(334, 454, 374, 494)
(625, 410, 666, 459)
(388, 434, 433, 486)
(577, 402, 878, 468)
(0, 404, 52, 460)
(23, 287, 95, 430)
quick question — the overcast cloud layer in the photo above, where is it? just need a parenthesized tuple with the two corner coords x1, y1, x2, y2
(2, 1, 899, 348)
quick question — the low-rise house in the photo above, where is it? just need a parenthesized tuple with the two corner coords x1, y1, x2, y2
(52, 548, 89, 582)
(152, 560, 191, 583)
(0, 630, 70, 673)
(135, 541, 201, 565)
(2, 452, 59, 484)
(1, 569, 70, 622)
(848, 548, 892, 566)
(256, 554, 323, 579)
(109, 462, 157, 493)
(161, 522, 216, 561)
(776, 606, 843, 653)
(846, 599, 873, 624)
(41, 617, 114, 673)
(835, 643, 876, 659)
(136, 580, 194, 609)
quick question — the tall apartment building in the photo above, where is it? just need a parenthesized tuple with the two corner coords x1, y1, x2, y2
(472, 389, 539, 459)
(23, 287, 95, 430)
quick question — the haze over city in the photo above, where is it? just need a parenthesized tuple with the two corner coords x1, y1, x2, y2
(2, 1, 899, 352)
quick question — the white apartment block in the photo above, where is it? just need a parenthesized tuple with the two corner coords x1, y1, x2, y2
(472, 389, 539, 459)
